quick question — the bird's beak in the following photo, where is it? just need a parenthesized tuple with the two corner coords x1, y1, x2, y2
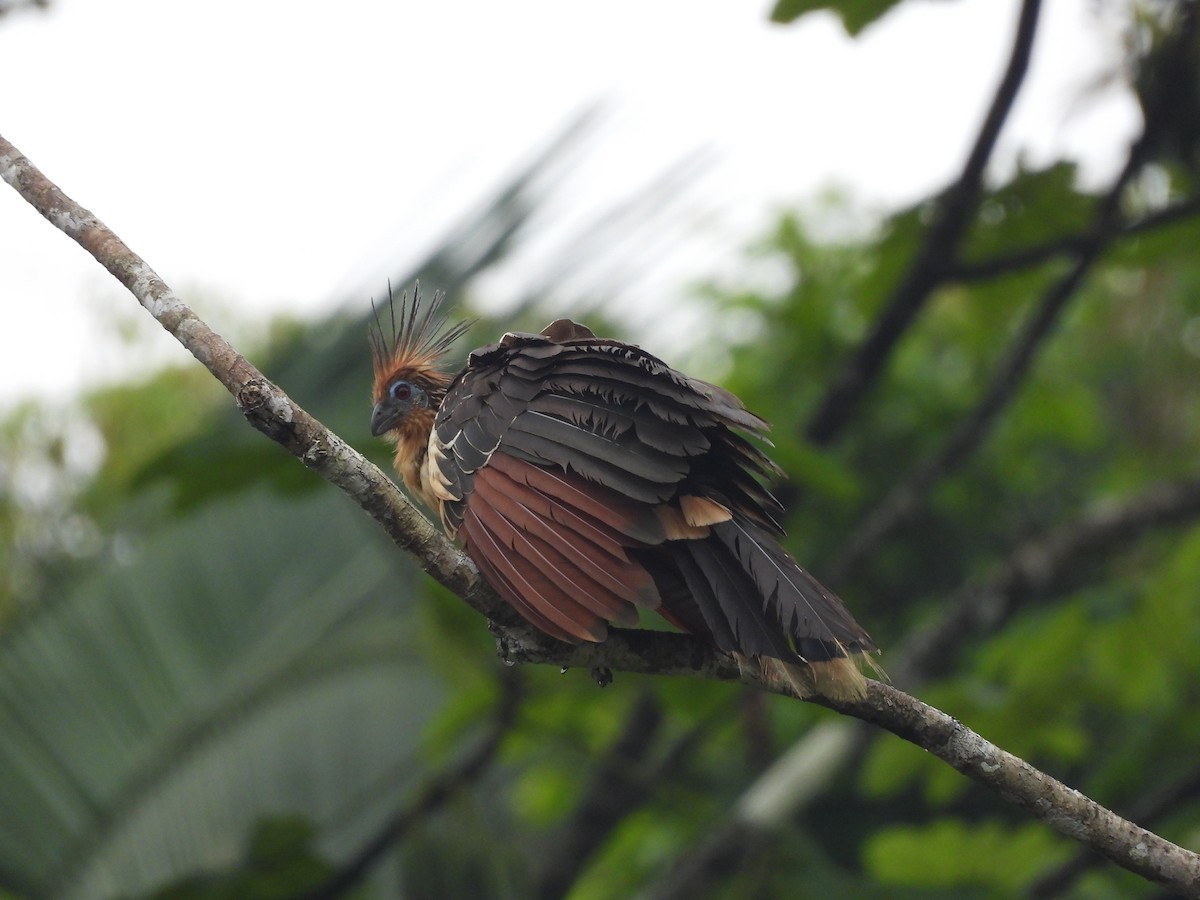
(370, 401, 403, 437)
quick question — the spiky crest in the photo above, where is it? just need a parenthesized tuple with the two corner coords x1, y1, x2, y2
(369, 283, 472, 400)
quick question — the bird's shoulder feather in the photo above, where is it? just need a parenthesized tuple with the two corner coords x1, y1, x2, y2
(432, 323, 778, 533)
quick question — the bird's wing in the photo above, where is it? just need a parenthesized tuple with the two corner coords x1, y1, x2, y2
(430, 323, 875, 660)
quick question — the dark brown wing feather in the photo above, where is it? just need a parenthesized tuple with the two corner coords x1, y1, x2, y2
(434, 322, 876, 665)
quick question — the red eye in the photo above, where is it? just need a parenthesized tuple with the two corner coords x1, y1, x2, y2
(390, 381, 412, 401)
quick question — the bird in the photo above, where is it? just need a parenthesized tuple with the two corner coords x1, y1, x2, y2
(369, 288, 877, 699)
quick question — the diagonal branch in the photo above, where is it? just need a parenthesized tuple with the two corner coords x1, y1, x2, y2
(825, 129, 1151, 584)
(1029, 766, 1200, 898)
(638, 678, 1200, 898)
(832, 682, 1200, 893)
(645, 473, 1200, 899)
(804, 0, 1043, 446)
(3, 133, 1200, 894)
(0, 134, 500, 626)
(825, 250, 1096, 584)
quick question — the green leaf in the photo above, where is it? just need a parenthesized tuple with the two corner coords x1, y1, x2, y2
(865, 819, 1066, 891)
(770, 0, 905, 33)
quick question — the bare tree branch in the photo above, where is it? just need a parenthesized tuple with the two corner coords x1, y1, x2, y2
(4, 132, 1200, 894)
(804, 0, 1043, 446)
(645, 474, 1200, 898)
(1030, 767, 1200, 898)
(835, 682, 1199, 893)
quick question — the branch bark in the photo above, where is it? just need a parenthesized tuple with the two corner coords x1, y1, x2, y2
(3, 133, 1199, 895)
(646, 474, 1200, 899)
(837, 683, 1199, 893)
(1029, 766, 1200, 897)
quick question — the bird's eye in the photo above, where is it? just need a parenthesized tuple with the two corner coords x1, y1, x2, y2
(389, 381, 413, 401)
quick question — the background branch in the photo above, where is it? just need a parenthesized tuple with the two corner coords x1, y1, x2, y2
(891, 475, 1200, 686)
(949, 194, 1200, 282)
(4, 132, 1200, 894)
(826, 129, 1153, 584)
(803, 0, 1043, 445)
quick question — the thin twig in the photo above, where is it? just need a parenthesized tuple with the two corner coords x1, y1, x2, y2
(4, 132, 1200, 894)
(804, 0, 1043, 446)
(949, 195, 1200, 282)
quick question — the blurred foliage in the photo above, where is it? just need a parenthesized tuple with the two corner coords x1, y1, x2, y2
(3, 1, 1200, 899)
(135, 816, 349, 900)
(770, 0, 916, 33)
(0, 0, 49, 22)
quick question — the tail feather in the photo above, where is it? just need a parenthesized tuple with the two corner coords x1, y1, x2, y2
(653, 512, 879, 699)
(678, 538, 799, 661)
(756, 655, 870, 702)
(710, 516, 876, 659)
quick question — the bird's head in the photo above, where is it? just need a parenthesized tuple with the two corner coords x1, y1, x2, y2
(369, 285, 471, 439)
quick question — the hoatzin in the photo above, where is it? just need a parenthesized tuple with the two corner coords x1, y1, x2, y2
(369, 290, 877, 699)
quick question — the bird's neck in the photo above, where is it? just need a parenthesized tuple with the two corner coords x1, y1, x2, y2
(391, 407, 440, 509)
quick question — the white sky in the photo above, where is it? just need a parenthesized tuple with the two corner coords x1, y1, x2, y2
(0, 0, 1138, 408)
